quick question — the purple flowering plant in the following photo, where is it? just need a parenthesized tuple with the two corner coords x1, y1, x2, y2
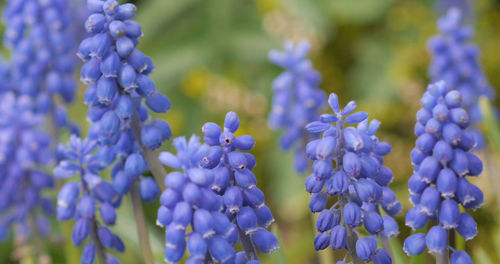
(304, 93, 401, 264)
(0, 1, 80, 262)
(0, 1, 497, 264)
(268, 41, 326, 173)
(404, 81, 483, 263)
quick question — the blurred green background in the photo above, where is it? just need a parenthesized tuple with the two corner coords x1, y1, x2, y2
(4, 0, 500, 263)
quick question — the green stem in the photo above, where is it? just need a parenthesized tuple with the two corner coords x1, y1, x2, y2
(380, 236, 394, 262)
(130, 184, 155, 264)
(436, 230, 449, 264)
(90, 217, 108, 264)
(345, 223, 363, 264)
(130, 112, 167, 191)
(270, 224, 287, 264)
(237, 226, 258, 260)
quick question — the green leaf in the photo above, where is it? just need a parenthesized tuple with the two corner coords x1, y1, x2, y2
(480, 97, 500, 152)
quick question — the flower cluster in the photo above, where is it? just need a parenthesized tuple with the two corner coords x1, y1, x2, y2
(156, 112, 278, 263)
(404, 81, 482, 263)
(78, 0, 172, 198)
(201, 112, 279, 263)
(0, 0, 80, 245)
(0, 92, 54, 242)
(4, 0, 79, 130)
(268, 40, 326, 173)
(158, 135, 236, 263)
(55, 135, 124, 264)
(427, 7, 494, 149)
(304, 93, 401, 263)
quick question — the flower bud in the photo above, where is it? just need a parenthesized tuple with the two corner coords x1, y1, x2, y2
(193, 209, 215, 238)
(139, 177, 159, 203)
(456, 213, 477, 240)
(100, 52, 120, 78)
(416, 133, 436, 154)
(98, 226, 113, 248)
(316, 209, 334, 232)
(344, 127, 363, 151)
(406, 205, 429, 230)
(305, 174, 324, 193)
(382, 215, 399, 238)
(418, 157, 440, 184)
(329, 225, 346, 250)
(364, 211, 384, 234)
(208, 235, 236, 263)
(450, 250, 473, 264)
(156, 206, 172, 227)
(254, 205, 275, 228)
(183, 182, 201, 205)
(224, 186, 243, 214)
(343, 202, 361, 227)
(71, 218, 90, 246)
(425, 225, 447, 254)
(439, 199, 459, 229)
(99, 202, 116, 225)
(81, 243, 96, 264)
(237, 207, 258, 235)
(160, 188, 181, 209)
(234, 135, 255, 151)
(124, 153, 147, 177)
(419, 186, 441, 215)
(356, 236, 377, 261)
(312, 159, 333, 180)
(200, 146, 222, 169)
(436, 168, 457, 198)
(243, 187, 265, 208)
(309, 192, 328, 213)
(343, 152, 361, 177)
(403, 233, 426, 256)
(188, 232, 207, 259)
(202, 122, 222, 146)
(146, 93, 171, 113)
(172, 202, 192, 229)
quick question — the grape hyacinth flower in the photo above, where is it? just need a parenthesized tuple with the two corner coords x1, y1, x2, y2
(404, 81, 483, 262)
(55, 135, 124, 264)
(268, 40, 326, 173)
(427, 7, 494, 150)
(0, 92, 55, 244)
(60, 1, 173, 262)
(158, 135, 239, 263)
(304, 93, 401, 263)
(0, 0, 80, 255)
(201, 111, 279, 263)
(78, 0, 172, 190)
(4, 0, 79, 131)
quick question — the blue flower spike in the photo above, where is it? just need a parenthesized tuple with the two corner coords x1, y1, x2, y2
(54, 0, 175, 262)
(427, 7, 494, 150)
(0, 0, 80, 253)
(305, 92, 401, 262)
(194, 111, 280, 263)
(55, 135, 123, 263)
(268, 40, 326, 173)
(404, 81, 483, 262)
